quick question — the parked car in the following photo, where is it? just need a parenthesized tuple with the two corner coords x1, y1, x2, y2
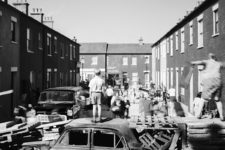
(35, 86, 89, 118)
(50, 118, 142, 150)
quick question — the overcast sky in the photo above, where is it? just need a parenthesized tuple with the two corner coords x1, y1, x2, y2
(9, 0, 200, 43)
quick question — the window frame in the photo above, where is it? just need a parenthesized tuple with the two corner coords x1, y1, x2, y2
(38, 32, 43, 50)
(11, 16, 17, 43)
(170, 35, 173, 56)
(212, 3, 219, 36)
(0, 11, 2, 47)
(91, 56, 98, 65)
(197, 14, 204, 49)
(47, 33, 52, 56)
(26, 28, 33, 53)
(122, 57, 128, 66)
(175, 31, 178, 50)
(131, 56, 137, 66)
(189, 21, 193, 45)
(181, 27, 185, 53)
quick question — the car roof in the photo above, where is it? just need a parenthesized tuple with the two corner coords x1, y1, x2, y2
(42, 86, 82, 92)
(65, 118, 140, 147)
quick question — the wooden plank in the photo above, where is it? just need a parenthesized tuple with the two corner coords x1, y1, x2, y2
(169, 130, 180, 150)
(188, 128, 225, 134)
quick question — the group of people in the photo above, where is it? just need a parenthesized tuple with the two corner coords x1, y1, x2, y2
(191, 53, 225, 121)
(88, 69, 130, 123)
(88, 53, 225, 122)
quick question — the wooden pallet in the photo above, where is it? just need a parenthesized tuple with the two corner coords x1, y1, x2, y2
(129, 115, 178, 130)
(186, 121, 225, 150)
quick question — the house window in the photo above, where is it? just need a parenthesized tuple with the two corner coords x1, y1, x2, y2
(60, 43, 64, 58)
(53, 36, 57, 53)
(144, 73, 149, 84)
(167, 68, 169, 89)
(197, 14, 204, 48)
(0, 11, 2, 46)
(54, 69, 57, 87)
(181, 27, 185, 53)
(38, 32, 42, 50)
(170, 68, 173, 88)
(145, 55, 149, 64)
(11, 17, 17, 42)
(189, 21, 193, 45)
(175, 31, 178, 50)
(29, 71, 35, 88)
(27, 28, 33, 52)
(70, 44, 73, 60)
(212, 3, 219, 35)
(198, 66, 203, 92)
(170, 35, 173, 56)
(122, 57, 128, 65)
(47, 33, 52, 56)
(73, 46, 76, 59)
(60, 72, 63, 86)
(132, 72, 138, 84)
(70, 70, 73, 85)
(131, 57, 137, 65)
(47, 69, 52, 88)
(166, 38, 170, 53)
(91, 56, 98, 65)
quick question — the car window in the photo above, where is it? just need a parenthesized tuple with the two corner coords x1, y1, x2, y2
(59, 129, 89, 145)
(39, 91, 74, 102)
(93, 130, 124, 148)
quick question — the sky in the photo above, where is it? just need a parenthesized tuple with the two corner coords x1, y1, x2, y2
(9, 0, 200, 44)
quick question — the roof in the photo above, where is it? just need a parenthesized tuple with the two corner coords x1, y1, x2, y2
(65, 118, 140, 147)
(107, 43, 151, 54)
(80, 43, 108, 54)
(43, 86, 82, 92)
(152, 0, 217, 47)
(0, 1, 78, 45)
(80, 43, 152, 54)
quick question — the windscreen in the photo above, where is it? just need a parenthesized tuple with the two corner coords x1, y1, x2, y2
(39, 90, 74, 102)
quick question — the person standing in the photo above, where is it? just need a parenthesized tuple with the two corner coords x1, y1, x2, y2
(105, 85, 114, 108)
(89, 69, 105, 123)
(191, 53, 225, 120)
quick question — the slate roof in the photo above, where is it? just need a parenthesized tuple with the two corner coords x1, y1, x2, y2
(80, 43, 152, 54)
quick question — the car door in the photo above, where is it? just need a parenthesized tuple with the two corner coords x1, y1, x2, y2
(52, 128, 91, 150)
(91, 129, 128, 150)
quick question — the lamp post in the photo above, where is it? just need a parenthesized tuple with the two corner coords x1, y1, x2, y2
(80, 57, 85, 81)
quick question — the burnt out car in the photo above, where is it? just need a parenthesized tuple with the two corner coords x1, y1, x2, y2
(50, 118, 142, 150)
(35, 86, 89, 118)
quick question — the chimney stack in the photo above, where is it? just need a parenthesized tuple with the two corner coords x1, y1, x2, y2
(43, 16, 54, 28)
(73, 37, 77, 42)
(139, 37, 144, 45)
(13, 0, 29, 15)
(30, 8, 44, 23)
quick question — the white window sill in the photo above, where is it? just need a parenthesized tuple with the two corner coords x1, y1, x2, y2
(60, 57, 64, 59)
(212, 33, 219, 37)
(11, 41, 17, 44)
(39, 48, 43, 50)
(189, 43, 193, 46)
(54, 51, 57, 54)
(27, 50, 34, 53)
(197, 46, 204, 49)
(180, 51, 184, 54)
(48, 54, 52, 57)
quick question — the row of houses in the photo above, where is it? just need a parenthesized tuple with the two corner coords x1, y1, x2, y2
(152, 0, 225, 115)
(80, 41, 152, 89)
(0, 0, 80, 122)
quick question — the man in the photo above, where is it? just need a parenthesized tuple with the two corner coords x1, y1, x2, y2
(191, 53, 225, 120)
(105, 85, 114, 108)
(89, 69, 105, 123)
